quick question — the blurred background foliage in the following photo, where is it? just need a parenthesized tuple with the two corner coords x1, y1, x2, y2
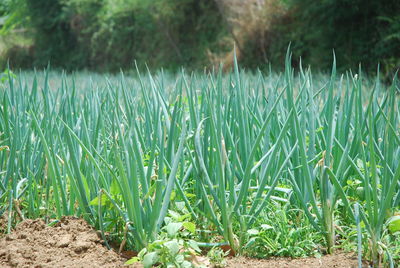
(0, 0, 399, 76)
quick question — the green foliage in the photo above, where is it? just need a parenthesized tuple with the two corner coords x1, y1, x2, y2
(24, 0, 83, 68)
(1, 0, 399, 74)
(126, 209, 203, 268)
(207, 247, 228, 268)
(264, 0, 400, 76)
(0, 68, 16, 84)
(0, 56, 399, 266)
(1, 0, 225, 71)
(388, 216, 400, 234)
(244, 205, 323, 258)
(0, 0, 29, 34)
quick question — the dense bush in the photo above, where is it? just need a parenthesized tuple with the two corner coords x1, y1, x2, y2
(74, 0, 225, 71)
(295, 0, 399, 73)
(246, 0, 400, 76)
(0, 0, 399, 74)
(1, 0, 225, 71)
(26, 0, 83, 69)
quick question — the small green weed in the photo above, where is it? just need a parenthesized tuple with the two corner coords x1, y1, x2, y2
(207, 247, 228, 268)
(244, 204, 323, 258)
(126, 209, 205, 268)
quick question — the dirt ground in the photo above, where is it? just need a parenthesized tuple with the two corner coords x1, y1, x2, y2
(0, 216, 129, 268)
(226, 253, 365, 268)
(0, 217, 366, 268)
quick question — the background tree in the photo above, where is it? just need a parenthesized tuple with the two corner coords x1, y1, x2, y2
(0, 0, 399, 76)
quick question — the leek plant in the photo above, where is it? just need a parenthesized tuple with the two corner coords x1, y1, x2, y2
(0, 56, 398, 266)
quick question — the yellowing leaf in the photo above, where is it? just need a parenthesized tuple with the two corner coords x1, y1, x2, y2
(90, 194, 108, 206)
(170, 190, 176, 201)
(185, 193, 196, 198)
(183, 222, 196, 234)
(178, 213, 191, 222)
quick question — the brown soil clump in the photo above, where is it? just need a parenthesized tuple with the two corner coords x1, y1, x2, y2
(0, 216, 129, 268)
(227, 252, 367, 268)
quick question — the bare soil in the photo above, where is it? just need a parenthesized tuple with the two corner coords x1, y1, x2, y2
(0, 216, 367, 268)
(226, 253, 366, 268)
(0, 216, 129, 268)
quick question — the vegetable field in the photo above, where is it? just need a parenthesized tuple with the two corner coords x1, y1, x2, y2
(0, 57, 399, 267)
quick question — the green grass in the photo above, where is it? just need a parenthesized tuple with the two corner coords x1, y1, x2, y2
(0, 57, 399, 267)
